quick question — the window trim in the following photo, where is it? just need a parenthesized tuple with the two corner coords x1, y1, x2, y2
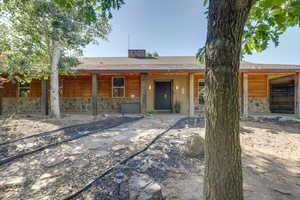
(18, 82, 31, 98)
(112, 77, 125, 98)
(198, 80, 205, 105)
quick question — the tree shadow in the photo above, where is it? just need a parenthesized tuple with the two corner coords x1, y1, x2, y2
(242, 151, 300, 200)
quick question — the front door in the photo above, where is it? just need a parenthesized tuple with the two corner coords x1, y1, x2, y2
(154, 81, 172, 110)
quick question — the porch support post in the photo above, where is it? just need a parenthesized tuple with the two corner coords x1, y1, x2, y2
(140, 73, 148, 114)
(243, 73, 249, 119)
(297, 72, 300, 118)
(41, 79, 49, 115)
(92, 74, 98, 116)
(0, 88, 3, 115)
(189, 73, 195, 117)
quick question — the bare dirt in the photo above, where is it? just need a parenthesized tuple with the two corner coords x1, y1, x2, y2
(0, 114, 299, 200)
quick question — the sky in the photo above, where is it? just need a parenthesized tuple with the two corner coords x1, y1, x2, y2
(83, 0, 300, 65)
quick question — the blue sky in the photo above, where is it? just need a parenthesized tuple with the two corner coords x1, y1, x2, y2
(83, 0, 300, 65)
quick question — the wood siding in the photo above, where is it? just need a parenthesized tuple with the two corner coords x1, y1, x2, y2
(3, 80, 41, 98)
(248, 74, 268, 98)
(61, 76, 91, 98)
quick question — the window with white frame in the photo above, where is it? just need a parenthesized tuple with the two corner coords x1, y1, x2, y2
(198, 80, 205, 104)
(112, 77, 125, 97)
(19, 83, 30, 97)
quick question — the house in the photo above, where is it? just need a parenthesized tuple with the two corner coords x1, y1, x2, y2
(1, 49, 300, 118)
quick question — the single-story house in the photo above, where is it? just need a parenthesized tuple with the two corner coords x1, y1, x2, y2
(1, 49, 300, 118)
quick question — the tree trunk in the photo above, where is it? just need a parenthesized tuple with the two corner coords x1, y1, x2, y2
(50, 40, 61, 119)
(203, 1, 253, 200)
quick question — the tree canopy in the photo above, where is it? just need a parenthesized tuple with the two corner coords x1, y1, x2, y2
(197, 0, 300, 63)
(0, 0, 123, 81)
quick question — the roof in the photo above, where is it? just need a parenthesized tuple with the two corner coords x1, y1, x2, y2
(76, 56, 300, 73)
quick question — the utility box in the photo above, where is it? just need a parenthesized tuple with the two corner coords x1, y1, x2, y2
(121, 103, 140, 114)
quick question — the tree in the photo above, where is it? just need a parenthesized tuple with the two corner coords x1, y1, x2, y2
(0, 0, 123, 118)
(201, 0, 300, 199)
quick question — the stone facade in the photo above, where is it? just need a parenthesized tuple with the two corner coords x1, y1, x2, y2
(194, 97, 205, 115)
(60, 98, 92, 113)
(248, 98, 270, 113)
(1, 96, 270, 115)
(193, 97, 271, 115)
(2, 98, 41, 114)
(97, 98, 140, 113)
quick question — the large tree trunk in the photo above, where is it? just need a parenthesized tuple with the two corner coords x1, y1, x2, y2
(203, 0, 253, 200)
(50, 40, 61, 119)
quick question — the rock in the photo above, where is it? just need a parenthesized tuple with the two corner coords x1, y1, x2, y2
(182, 134, 205, 158)
(42, 156, 67, 168)
(95, 150, 109, 157)
(40, 169, 64, 180)
(0, 176, 26, 187)
(112, 144, 127, 151)
(129, 174, 163, 200)
(72, 158, 90, 168)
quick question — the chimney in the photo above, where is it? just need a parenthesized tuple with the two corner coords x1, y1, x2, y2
(128, 49, 146, 58)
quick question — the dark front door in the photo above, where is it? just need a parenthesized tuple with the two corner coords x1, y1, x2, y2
(154, 81, 172, 110)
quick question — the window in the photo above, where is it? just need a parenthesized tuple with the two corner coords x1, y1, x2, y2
(19, 83, 30, 97)
(199, 80, 205, 104)
(112, 77, 125, 98)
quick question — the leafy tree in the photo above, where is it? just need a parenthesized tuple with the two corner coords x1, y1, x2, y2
(200, 0, 300, 200)
(146, 51, 159, 57)
(0, 0, 123, 118)
(146, 52, 153, 57)
(152, 51, 159, 57)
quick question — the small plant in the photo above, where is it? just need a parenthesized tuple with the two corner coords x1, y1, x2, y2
(24, 179, 35, 186)
(175, 101, 181, 113)
(147, 110, 154, 114)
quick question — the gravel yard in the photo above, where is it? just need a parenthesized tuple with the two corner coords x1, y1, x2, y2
(0, 114, 299, 200)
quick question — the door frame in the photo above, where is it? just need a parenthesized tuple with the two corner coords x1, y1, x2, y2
(153, 80, 173, 111)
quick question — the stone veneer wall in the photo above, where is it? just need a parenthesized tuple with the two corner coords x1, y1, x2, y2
(193, 97, 270, 115)
(194, 97, 205, 115)
(97, 98, 140, 113)
(248, 97, 270, 113)
(60, 98, 92, 113)
(2, 98, 41, 114)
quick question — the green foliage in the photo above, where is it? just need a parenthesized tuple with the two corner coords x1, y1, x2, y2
(146, 52, 153, 57)
(198, 0, 300, 62)
(24, 179, 35, 186)
(146, 51, 159, 57)
(152, 51, 159, 57)
(242, 0, 300, 57)
(196, 47, 205, 64)
(0, 0, 118, 82)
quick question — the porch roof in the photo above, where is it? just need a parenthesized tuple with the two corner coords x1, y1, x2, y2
(76, 56, 300, 73)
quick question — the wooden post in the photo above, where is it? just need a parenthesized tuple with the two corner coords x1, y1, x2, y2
(243, 73, 249, 119)
(140, 73, 148, 114)
(189, 73, 195, 117)
(297, 73, 300, 118)
(0, 88, 3, 115)
(92, 74, 98, 116)
(41, 79, 49, 115)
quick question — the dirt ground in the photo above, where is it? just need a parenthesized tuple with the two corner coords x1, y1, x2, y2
(0, 114, 299, 200)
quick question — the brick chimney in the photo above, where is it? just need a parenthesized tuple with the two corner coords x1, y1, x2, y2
(128, 49, 146, 58)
